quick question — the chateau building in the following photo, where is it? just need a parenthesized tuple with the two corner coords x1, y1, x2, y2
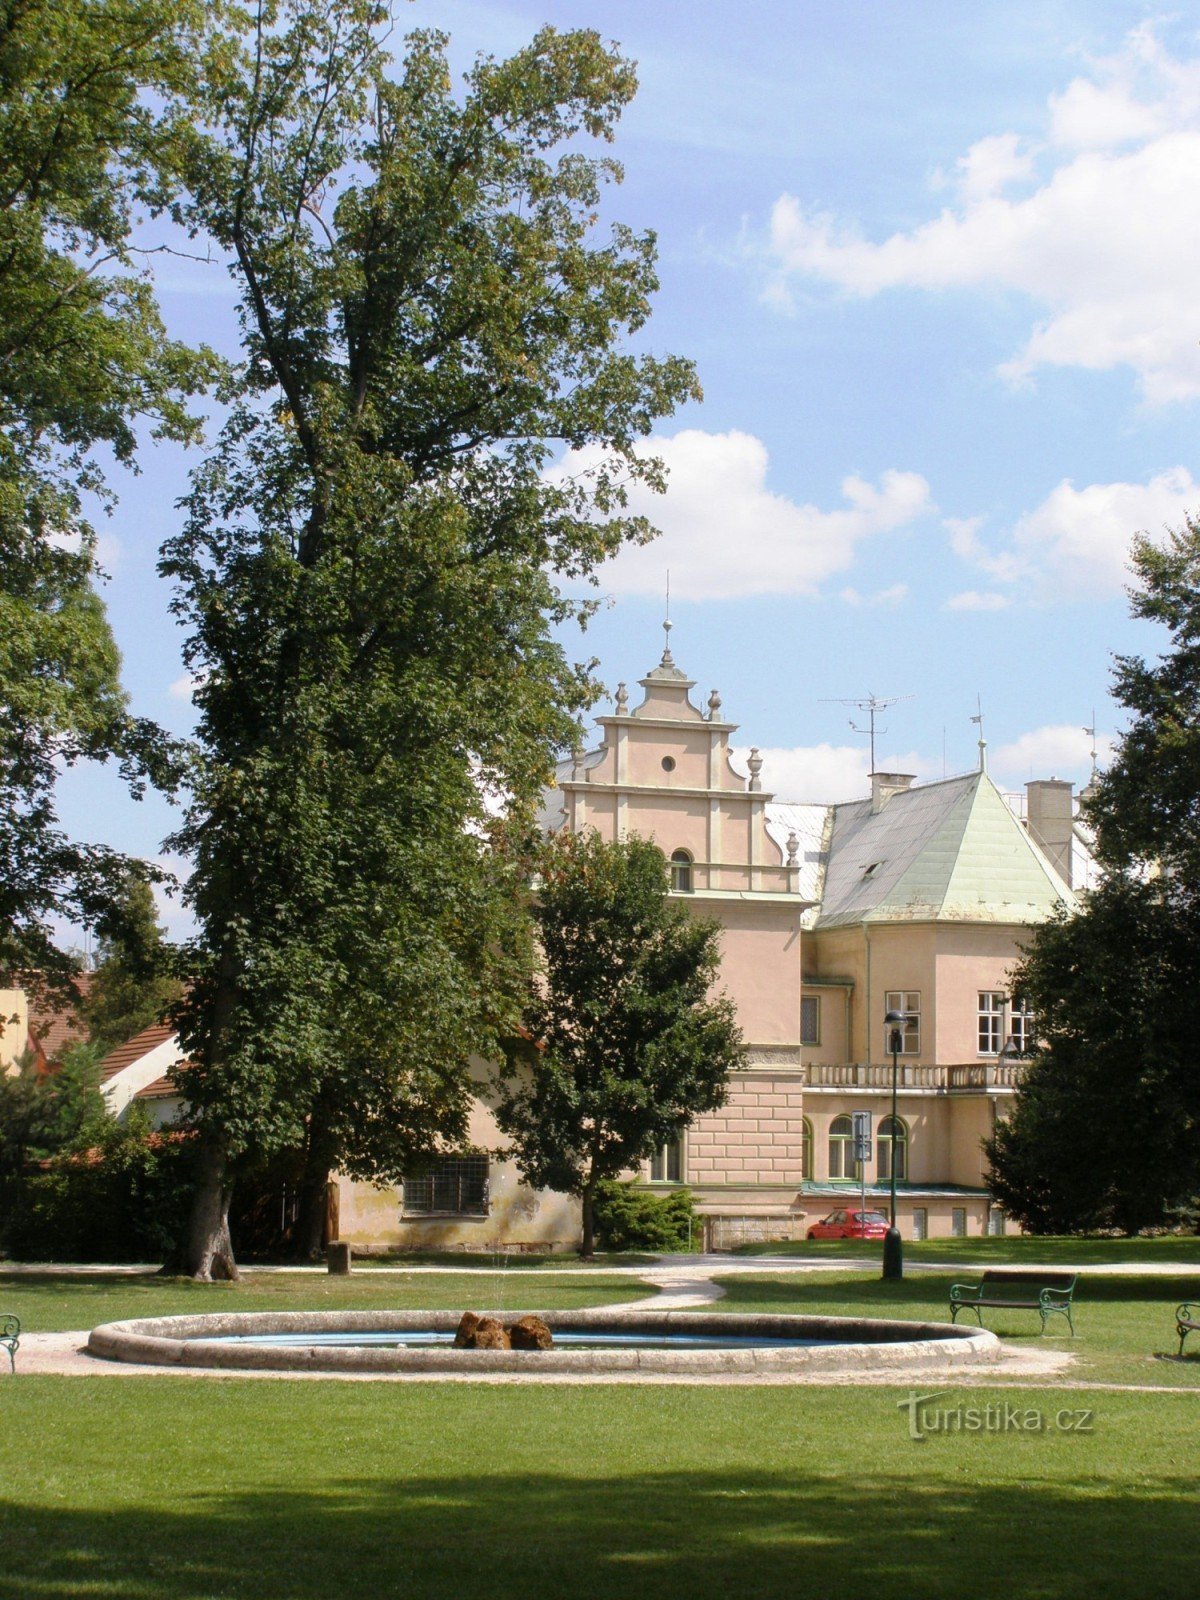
(80, 630, 1086, 1251)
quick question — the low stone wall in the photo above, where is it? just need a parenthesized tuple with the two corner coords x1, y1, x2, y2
(86, 1308, 1000, 1377)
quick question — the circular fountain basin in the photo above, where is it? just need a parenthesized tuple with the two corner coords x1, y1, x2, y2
(87, 1308, 1000, 1375)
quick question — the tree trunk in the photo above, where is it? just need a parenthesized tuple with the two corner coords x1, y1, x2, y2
(185, 1139, 239, 1281)
(291, 1162, 331, 1261)
(580, 1182, 596, 1259)
(289, 1100, 337, 1260)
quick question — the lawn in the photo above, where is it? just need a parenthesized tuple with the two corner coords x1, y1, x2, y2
(0, 1378, 1195, 1600)
(0, 1269, 651, 1333)
(734, 1233, 1200, 1265)
(707, 1270, 1200, 1387)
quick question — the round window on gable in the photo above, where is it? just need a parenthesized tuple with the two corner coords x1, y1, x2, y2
(670, 849, 693, 894)
(661, 756, 676, 772)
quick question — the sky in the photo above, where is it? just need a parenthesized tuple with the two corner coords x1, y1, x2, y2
(55, 1, 1200, 938)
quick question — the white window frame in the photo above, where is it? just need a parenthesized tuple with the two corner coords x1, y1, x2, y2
(877, 1115, 908, 1182)
(978, 991, 1005, 1056)
(669, 850, 693, 894)
(884, 991, 921, 1055)
(649, 1138, 683, 1183)
(1008, 996, 1035, 1056)
(828, 1114, 859, 1180)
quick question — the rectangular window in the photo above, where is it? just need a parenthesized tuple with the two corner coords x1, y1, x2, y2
(1008, 997, 1035, 1055)
(988, 1208, 1006, 1236)
(884, 991, 921, 1054)
(402, 1155, 489, 1216)
(912, 1207, 928, 1241)
(952, 1206, 967, 1238)
(650, 1139, 683, 1183)
(800, 995, 820, 1046)
(978, 991, 1005, 1055)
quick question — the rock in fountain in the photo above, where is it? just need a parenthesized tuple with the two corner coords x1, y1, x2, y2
(452, 1311, 553, 1351)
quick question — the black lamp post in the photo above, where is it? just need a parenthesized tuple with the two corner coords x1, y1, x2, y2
(882, 1009, 905, 1280)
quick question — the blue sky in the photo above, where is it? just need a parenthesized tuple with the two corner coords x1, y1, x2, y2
(57, 2, 1200, 937)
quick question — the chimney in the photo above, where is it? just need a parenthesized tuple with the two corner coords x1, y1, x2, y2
(871, 772, 915, 814)
(1026, 778, 1073, 886)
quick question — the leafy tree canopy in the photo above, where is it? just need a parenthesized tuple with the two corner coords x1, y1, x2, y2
(81, 872, 182, 1055)
(495, 831, 745, 1256)
(160, 4, 699, 1277)
(0, 0, 216, 987)
(988, 522, 1200, 1233)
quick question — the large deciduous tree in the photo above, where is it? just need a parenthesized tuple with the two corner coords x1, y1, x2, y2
(495, 831, 745, 1258)
(987, 520, 1200, 1233)
(0, 0, 213, 991)
(163, 4, 699, 1276)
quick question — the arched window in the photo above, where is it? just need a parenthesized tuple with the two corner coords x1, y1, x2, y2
(878, 1115, 908, 1182)
(828, 1113, 857, 1180)
(801, 1117, 813, 1182)
(670, 849, 693, 893)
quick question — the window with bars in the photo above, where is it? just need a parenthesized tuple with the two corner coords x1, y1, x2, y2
(800, 995, 820, 1046)
(884, 991, 921, 1054)
(978, 991, 1005, 1055)
(402, 1155, 489, 1215)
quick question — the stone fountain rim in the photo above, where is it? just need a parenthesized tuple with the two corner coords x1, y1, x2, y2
(86, 1307, 1001, 1375)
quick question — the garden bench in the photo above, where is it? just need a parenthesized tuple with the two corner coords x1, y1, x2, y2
(1176, 1302, 1199, 1358)
(949, 1271, 1078, 1335)
(1, 1314, 18, 1373)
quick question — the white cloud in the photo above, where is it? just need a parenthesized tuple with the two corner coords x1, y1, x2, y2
(556, 430, 932, 601)
(993, 724, 1116, 785)
(944, 590, 1011, 612)
(731, 743, 936, 804)
(168, 673, 201, 700)
(763, 28, 1200, 402)
(954, 468, 1198, 600)
(839, 583, 908, 607)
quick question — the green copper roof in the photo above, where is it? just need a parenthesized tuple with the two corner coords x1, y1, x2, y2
(815, 771, 1074, 928)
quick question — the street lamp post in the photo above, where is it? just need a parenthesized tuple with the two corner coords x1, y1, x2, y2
(882, 1009, 905, 1280)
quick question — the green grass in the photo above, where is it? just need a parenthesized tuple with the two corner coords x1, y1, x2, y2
(0, 1270, 651, 1333)
(0, 1378, 1196, 1599)
(707, 1270, 1200, 1387)
(733, 1233, 1200, 1264)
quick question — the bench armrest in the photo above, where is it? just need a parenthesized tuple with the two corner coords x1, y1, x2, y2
(1176, 1302, 1200, 1322)
(949, 1282, 982, 1301)
(1039, 1286, 1074, 1303)
(0, 1314, 18, 1340)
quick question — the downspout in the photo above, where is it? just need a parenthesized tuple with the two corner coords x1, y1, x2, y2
(864, 922, 873, 1070)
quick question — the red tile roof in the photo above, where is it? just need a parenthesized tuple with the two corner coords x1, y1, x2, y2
(25, 973, 93, 1071)
(135, 1074, 178, 1099)
(98, 1021, 177, 1083)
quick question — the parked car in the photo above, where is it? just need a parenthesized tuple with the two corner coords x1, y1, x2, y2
(806, 1208, 890, 1241)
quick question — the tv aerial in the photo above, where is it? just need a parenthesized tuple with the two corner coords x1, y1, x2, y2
(820, 692, 912, 776)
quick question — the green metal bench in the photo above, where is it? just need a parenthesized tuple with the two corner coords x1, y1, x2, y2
(1176, 1302, 1199, 1357)
(949, 1270, 1078, 1335)
(1, 1314, 18, 1373)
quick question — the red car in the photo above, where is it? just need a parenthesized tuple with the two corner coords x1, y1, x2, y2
(806, 1208, 890, 1241)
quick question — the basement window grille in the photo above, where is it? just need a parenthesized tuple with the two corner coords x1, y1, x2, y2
(402, 1155, 489, 1216)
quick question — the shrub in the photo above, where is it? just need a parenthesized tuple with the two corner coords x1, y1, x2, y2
(592, 1179, 699, 1253)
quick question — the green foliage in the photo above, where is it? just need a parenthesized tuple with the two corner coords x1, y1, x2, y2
(1, 1107, 195, 1263)
(496, 830, 745, 1253)
(0, 1040, 105, 1180)
(989, 523, 1200, 1234)
(592, 1179, 698, 1253)
(80, 873, 182, 1054)
(0, 0, 214, 982)
(159, 6, 698, 1273)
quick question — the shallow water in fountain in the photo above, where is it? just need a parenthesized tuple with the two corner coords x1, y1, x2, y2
(209, 1330, 857, 1351)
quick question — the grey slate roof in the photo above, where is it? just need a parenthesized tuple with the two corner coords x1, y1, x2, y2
(810, 770, 1074, 928)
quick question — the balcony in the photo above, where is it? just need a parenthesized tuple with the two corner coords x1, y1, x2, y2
(803, 1060, 1024, 1093)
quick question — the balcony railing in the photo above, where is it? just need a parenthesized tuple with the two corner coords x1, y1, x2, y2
(804, 1060, 1024, 1092)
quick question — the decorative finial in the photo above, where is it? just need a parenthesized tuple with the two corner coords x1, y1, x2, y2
(786, 830, 799, 866)
(615, 681, 629, 715)
(747, 747, 763, 793)
(970, 696, 987, 773)
(660, 570, 675, 666)
(707, 688, 722, 721)
(571, 742, 584, 781)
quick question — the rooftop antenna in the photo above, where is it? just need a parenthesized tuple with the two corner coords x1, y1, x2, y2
(1083, 710, 1098, 782)
(820, 692, 911, 776)
(970, 696, 987, 773)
